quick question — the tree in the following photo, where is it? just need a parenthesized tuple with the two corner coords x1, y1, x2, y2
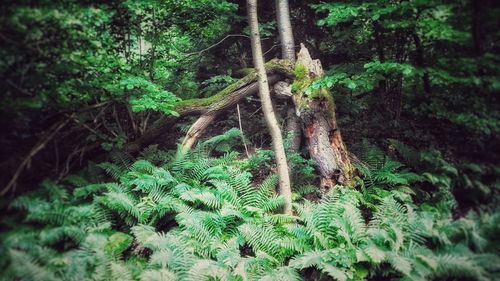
(275, 0, 301, 152)
(247, 0, 292, 214)
(275, 0, 295, 64)
(275, 0, 353, 188)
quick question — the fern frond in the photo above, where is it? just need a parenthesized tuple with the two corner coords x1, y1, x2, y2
(239, 223, 282, 258)
(8, 249, 58, 281)
(259, 266, 302, 281)
(202, 127, 242, 153)
(261, 196, 286, 213)
(99, 191, 140, 224)
(321, 264, 348, 281)
(434, 251, 487, 281)
(73, 183, 109, 199)
(387, 252, 412, 276)
(98, 162, 124, 180)
(256, 175, 278, 203)
(289, 250, 329, 269)
(184, 259, 231, 281)
(109, 262, 133, 281)
(140, 268, 177, 281)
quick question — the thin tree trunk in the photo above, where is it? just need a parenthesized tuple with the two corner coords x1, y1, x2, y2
(413, 32, 431, 95)
(275, 0, 301, 151)
(275, 0, 295, 64)
(472, 0, 484, 57)
(373, 21, 387, 97)
(248, 0, 292, 214)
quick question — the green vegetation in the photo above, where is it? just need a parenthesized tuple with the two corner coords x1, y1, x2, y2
(1, 0, 499, 280)
(1, 137, 499, 280)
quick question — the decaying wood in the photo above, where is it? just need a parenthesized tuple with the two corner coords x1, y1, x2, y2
(125, 60, 292, 154)
(181, 114, 218, 151)
(293, 44, 353, 188)
(179, 74, 282, 151)
(273, 81, 293, 98)
(273, 81, 301, 150)
(285, 107, 301, 151)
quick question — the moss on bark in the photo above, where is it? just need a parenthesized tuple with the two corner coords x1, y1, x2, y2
(174, 59, 293, 113)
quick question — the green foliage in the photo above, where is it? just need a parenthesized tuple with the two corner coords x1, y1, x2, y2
(203, 128, 243, 153)
(110, 76, 179, 116)
(1, 0, 499, 280)
(1, 130, 498, 280)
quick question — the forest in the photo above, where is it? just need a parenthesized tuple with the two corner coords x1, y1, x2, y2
(0, 0, 499, 280)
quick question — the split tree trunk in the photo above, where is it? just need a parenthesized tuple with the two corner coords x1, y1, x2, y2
(293, 44, 353, 189)
(248, 0, 292, 214)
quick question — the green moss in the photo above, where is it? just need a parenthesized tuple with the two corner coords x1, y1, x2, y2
(291, 63, 311, 94)
(291, 62, 336, 109)
(174, 59, 293, 113)
(294, 63, 308, 80)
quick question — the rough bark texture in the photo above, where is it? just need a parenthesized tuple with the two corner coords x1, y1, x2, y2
(179, 74, 282, 151)
(181, 114, 218, 151)
(125, 61, 292, 154)
(248, 0, 292, 214)
(273, 81, 301, 151)
(293, 44, 353, 189)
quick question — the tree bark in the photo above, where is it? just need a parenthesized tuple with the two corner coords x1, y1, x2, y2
(275, 0, 301, 151)
(413, 32, 431, 95)
(293, 44, 353, 189)
(248, 0, 293, 214)
(373, 21, 388, 97)
(472, 0, 484, 57)
(275, 0, 295, 64)
(179, 75, 282, 151)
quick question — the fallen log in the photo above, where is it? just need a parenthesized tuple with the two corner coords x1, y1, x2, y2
(125, 59, 293, 154)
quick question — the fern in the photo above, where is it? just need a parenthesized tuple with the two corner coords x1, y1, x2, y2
(202, 127, 242, 153)
(8, 249, 58, 281)
(2, 131, 499, 281)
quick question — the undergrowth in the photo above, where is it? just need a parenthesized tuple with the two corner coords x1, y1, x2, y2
(0, 132, 498, 281)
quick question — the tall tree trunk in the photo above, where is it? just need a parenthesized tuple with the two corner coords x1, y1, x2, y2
(293, 44, 353, 189)
(247, 0, 292, 214)
(413, 32, 431, 95)
(275, 0, 301, 151)
(275, 0, 295, 64)
(472, 0, 484, 57)
(373, 21, 387, 98)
